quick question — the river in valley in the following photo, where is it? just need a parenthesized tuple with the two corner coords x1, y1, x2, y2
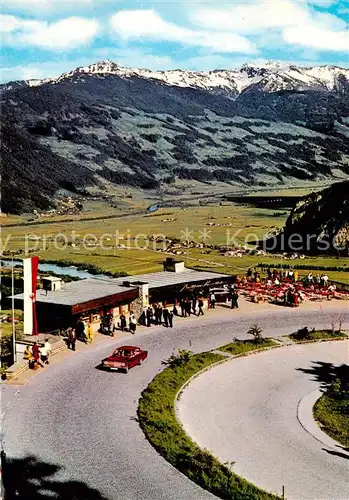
(0, 259, 107, 279)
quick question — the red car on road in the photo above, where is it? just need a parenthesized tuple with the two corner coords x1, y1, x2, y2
(101, 346, 148, 373)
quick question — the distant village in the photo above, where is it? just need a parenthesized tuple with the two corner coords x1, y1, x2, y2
(33, 197, 83, 218)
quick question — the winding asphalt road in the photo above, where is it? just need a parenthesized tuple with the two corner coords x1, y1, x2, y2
(2, 302, 349, 499)
(177, 341, 349, 500)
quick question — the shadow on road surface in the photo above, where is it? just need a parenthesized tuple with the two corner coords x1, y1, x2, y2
(296, 361, 349, 390)
(322, 448, 349, 460)
(1, 452, 108, 500)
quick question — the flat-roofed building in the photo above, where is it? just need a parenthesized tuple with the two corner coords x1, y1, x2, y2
(12, 259, 234, 333)
(13, 278, 139, 332)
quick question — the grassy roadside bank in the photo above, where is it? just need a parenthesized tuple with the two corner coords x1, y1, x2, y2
(138, 344, 280, 500)
(313, 390, 349, 447)
(289, 328, 349, 447)
(289, 328, 347, 343)
(219, 338, 277, 355)
(313, 355, 349, 447)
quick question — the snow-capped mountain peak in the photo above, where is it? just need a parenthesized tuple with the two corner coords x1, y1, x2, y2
(74, 60, 121, 75)
(2, 60, 348, 96)
(53, 60, 349, 94)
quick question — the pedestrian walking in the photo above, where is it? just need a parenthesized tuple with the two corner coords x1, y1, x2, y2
(286, 288, 293, 306)
(45, 338, 52, 353)
(146, 307, 153, 327)
(76, 318, 87, 343)
(198, 298, 204, 316)
(185, 299, 191, 317)
(234, 290, 239, 308)
(67, 327, 76, 351)
(99, 316, 104, 333)
(119, 313, 127, 332)
(168, 310, 174, 328)
(153, 304, 159, 324)
(191, 296, 197, 315)
(32, 342, 44, 368)
(138, 311, 147, 326)
(39, 344, 49, 364)
(231, 290, 239, 309)
(24, 345, 33, 360)
(129, 312, 137, 334)
(157, 305, 163, 325)
(163, 307, 169, 327)
(40, 338, 52, 365)
(25, 345, 35, 369)
(87, 323, 94, 343)
(106, 314, 113, 336)
(180, 299, 186, 317)
(111, 316, 117, 334)
(210, 292, 216, 309)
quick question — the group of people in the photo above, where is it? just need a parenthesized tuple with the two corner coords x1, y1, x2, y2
(282, 287, 302, 307)
(63, 286, 241, 349)
(247, 267, 332, 289)
(246, 267, 300, 285)
(228, 285, 239, 309)
(144, 305, 174, 327)
(267, 268, 299, 282)
(24, 338, 52, 369)
(239, 266, 341, 307)
(66, 319, 95, 350)
(99, 312, 137, 335)
(24, 285, 242, 369)
(65, 312, 138, 349)
(179, 296, 205, 317)
(306, 272, 329, 286)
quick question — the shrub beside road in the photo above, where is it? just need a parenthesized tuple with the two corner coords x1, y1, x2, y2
(289, 328, 347, 343)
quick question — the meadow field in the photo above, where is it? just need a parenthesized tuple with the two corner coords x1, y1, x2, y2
(1, 198, 348, 284)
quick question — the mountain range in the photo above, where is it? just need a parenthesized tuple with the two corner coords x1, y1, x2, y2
(1, 60, 349, 214)
(3, 60, 349, 95)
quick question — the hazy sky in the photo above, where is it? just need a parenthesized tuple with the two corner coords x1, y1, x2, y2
(1, 0, 348, 82)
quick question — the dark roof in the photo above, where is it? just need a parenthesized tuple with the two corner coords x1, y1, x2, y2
(12, 269, 231, 307)
(114, 269, 229, 290)
(13, 278, 138, 307)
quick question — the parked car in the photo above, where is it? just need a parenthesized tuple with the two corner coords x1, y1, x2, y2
(101, 346, 148, 373)
(209, 287, 230, 303)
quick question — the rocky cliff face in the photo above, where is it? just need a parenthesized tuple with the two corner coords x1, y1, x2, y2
(266, 181, 349, 255)
(1, 60, 349, 214)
